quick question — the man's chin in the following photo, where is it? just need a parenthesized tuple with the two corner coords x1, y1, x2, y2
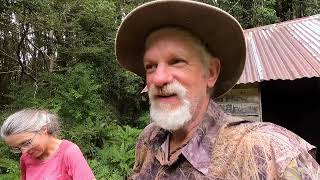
(150, 96, 192, 131)
(150, 108, 191, 131)
(154, 119, 186, 131)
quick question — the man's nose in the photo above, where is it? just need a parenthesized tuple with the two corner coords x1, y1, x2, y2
(153, 64, 173, 87)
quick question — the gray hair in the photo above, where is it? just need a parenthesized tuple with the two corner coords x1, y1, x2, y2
(0, 109, 60, 139)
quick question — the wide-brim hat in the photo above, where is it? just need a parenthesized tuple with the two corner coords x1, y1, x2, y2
(115, 0, 246, 98)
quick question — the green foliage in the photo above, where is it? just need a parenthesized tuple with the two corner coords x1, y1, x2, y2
(253, 7, 279, 26)
(0, 141, 17, 161)
(6, 63, 119, 156)
(92, 125, 142, 179)
(303, 1, 320, 15)
(1, 0, 320, 179)
(88, 159, 122, 180)
(61, 119, 115, 159)
(1, 0, 147, 177)
(0, 146, 20, 179)
(112, 70, 146, 126)
(0, 112, 21, 173)
(7, 64, 115, 122)
(50, 64, 115, 124)
(135, 111, 151, 129)
(0, 158, 19, 178)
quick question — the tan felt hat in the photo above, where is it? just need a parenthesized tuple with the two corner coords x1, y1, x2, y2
(115, 0, 246, 98)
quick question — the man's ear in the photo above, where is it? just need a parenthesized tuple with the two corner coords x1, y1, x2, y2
(207, 57, 221, 88)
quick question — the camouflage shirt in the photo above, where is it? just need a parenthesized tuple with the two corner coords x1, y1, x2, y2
(129, 100, 319, 180)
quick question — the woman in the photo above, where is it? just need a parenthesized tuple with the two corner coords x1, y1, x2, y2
(0, 109, 96, 180)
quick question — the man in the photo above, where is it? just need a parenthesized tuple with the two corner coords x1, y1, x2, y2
(115, 0, 320, 179)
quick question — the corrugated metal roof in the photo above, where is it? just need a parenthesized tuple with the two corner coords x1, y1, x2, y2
(238, 14, 320, 84)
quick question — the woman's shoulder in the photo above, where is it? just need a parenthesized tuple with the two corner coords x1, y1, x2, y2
(60, 140, 89, 170)
(60, 140, 82, 154)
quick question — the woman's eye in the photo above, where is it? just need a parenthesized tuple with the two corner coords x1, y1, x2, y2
(20, 140, 31, 147)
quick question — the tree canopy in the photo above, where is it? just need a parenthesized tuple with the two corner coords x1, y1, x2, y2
(0, 0, 319, 179)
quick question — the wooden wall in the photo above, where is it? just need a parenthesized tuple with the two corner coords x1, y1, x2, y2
(215, 83, 262, 121)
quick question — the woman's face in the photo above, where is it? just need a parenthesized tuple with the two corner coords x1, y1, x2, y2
(4, 130, 49, 159)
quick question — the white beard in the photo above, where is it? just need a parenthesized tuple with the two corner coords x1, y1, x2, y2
(148, 81, 192, 131)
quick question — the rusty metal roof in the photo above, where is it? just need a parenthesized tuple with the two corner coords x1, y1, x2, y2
(238, 14, 320, 84)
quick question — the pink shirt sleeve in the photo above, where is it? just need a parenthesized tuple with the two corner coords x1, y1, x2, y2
(63, 143, 95, 179)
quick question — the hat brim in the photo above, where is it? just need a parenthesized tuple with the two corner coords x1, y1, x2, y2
(115, 0, 246, 98)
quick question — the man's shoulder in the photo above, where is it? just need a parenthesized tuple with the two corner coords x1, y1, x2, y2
(211, 117, 316, 176)
(243, 121, 313, 147)
(222, 118, 316, 174)
(226, 119, 315, 151)
(139, 122, 161, 138)
(136, 122, 163, 147)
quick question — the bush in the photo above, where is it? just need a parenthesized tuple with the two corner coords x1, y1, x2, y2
(61, 119, 114, 159)
(88, 159, 122, 180)
(92, 125, 141, 179)
(0, 62, 147, 179)
(253, 7, 279, 26)
(0, 111, 20, 179)
(0, 156, 20, 179)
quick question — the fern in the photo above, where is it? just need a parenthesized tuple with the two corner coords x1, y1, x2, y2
(0, 158, 20, 179)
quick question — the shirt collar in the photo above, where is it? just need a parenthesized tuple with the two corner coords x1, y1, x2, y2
(152, 100, 226, 175)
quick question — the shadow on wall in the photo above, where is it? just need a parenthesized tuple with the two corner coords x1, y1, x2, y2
(261, 77, 320, 163)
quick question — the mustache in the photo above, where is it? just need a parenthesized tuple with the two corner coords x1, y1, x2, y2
(148, 80, 187, 99)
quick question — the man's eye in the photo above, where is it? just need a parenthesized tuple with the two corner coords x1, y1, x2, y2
(171, 58, 186, 66)
(145, 64, 157, 72)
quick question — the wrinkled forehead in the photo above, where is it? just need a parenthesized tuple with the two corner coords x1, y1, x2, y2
(145, 27, 203, 50)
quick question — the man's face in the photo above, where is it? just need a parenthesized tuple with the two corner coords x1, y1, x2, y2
(143, 28, 219, 131)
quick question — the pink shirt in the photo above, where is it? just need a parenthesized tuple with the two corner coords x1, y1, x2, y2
(20, 140, 95, 180)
